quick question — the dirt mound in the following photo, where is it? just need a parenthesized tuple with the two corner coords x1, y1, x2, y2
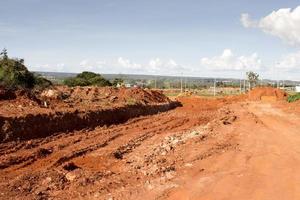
(43, 86, 171, 106)
(0, 87, 16, 100)
(0, 87, 178, 142)
(248, 87, 287, 101)
(0, 87, 172, 117)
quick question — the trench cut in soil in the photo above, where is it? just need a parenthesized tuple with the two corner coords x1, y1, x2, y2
(0, 102, 181, 142)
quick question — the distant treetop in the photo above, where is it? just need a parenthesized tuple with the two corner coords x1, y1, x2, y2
(0, 49, 52, 89)
(63, 71, 112, 87)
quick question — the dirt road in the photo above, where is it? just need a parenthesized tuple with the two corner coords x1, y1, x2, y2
(1, 98, 300, 200)
(164, 101, 300, 200)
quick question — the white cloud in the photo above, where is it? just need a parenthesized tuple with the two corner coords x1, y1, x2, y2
(117, 57, 141, 70)
(39, 57, 186, 75)
(30, 63, 66, 72)
(201, 49, 262, 71)
(276, 51, 300, 72)
(240, 13, 257, 28)
(241, 6, 300, 46)
(148, 58, 184, 74)
(79, 60, 89, 67)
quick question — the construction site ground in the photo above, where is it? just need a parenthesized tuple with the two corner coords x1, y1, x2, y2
(0, 87, 300, 200)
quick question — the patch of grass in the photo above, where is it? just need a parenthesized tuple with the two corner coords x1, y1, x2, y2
(287, 93, 300, 103)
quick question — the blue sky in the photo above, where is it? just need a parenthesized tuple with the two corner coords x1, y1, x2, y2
(1, 0, 300, 80)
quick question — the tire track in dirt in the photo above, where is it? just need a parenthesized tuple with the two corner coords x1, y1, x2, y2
(0, 97, 238, 200)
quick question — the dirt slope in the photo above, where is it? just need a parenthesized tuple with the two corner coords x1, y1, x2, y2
(0, 97, 235, 199)
(1, 96, 300, 199)
(0, 87, 178, 142)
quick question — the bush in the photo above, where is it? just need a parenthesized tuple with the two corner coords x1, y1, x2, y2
(287, 93, 300, 103)
(63, 71, 112, 87)
(0, 49, 52, 89)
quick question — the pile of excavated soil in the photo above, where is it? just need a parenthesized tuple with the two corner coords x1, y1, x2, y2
(276, 99, 300, 114)
(248, 87, 287, 101)
(0, 96, 237, 199)
(0, 87, 172, 117)
(0, 87, 179, 142)
(43, 86, 171, 107)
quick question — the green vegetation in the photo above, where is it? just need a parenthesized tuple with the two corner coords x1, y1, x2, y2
(0, 49, 52, 89)
(63, 71, 112, 87)
(112, 78, 124, 87)
(246, 71, 259, 89)
(287, 93, 300, 103)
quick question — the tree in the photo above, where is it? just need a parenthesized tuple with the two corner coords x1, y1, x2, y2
(63, 71, 112, 87)
(112, 78, 124, 87)
(0, 50, 52, 89)
(246, 71, 259, 90)
(0, 48, 8, 60)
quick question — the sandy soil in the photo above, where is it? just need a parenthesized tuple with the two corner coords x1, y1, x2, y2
(0, 94, 299, 199)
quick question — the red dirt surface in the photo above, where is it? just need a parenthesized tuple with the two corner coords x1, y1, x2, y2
(248, 87, 288, 101)
(1, 89, 300, 200)
(0, 96, 237, 199)
(0, 87, 178, 142)
(0, 87, 171, 117)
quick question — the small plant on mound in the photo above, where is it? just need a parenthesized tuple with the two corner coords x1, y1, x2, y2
(63, 71, 112, 87)
(287, 93, 300, 103)
(0, 49, 52, 90)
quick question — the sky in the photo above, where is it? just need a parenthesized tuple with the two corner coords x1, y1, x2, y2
(1, 0, 300, 80)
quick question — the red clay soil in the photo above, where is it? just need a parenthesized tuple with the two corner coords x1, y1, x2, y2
(0, 87, 171, 117)
(248, 87, 288, 101)
(1, 94, 300, 200)
(274, 99, 300, 114)
(0, 96, 236, 200)
(0, 87, 178, 142)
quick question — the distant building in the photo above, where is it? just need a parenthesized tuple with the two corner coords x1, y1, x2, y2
(125, 83, 131, 88)
(296, 86, 300, 92)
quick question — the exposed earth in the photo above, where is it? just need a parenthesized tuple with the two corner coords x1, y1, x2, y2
(0, 87, 300, 200)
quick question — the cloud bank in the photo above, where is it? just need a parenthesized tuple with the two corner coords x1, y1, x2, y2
(30, 57, 185, 76)
(241, 6, 300, 46)
(200, 49, 262, 71)
(276, 51, 300, 72)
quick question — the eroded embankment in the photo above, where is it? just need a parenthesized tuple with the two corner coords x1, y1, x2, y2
(0, 102, 180, 142)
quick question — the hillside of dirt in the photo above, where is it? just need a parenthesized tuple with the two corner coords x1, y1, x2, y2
(1, 87, 300, 200)
(0, 86, 172, 117)
(0, 87, 178, 142)
(0, 96, 240, 200)
(248, 87, 288, 101)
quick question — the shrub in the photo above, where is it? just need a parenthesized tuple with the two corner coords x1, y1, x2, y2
(0, 49, 52, 90)
(287, 93, 300, 103)
(63, 71, 112, 87)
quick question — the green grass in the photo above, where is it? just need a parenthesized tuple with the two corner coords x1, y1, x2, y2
(287, 93, 300, 103)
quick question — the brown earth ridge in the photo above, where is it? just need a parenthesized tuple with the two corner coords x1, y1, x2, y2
(0, 87, 300, 200)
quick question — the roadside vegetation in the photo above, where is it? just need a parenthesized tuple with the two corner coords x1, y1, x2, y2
(287, 93, 300, 103)
(246, 71, 259, 89)
(63, 71, 112, 87)
(0, 49, 52, 90)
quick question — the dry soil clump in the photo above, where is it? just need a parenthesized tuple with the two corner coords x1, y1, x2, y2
(248, 87, 287, 101)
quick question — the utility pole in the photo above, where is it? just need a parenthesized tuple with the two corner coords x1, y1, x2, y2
(243, 79, 246, 93)
(154, 78, 157, 89)
(239, 79, 242, 94)
(180, 73, 183, 93)
(276, 62, 280, 88)
(214, 78, 216, 97)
